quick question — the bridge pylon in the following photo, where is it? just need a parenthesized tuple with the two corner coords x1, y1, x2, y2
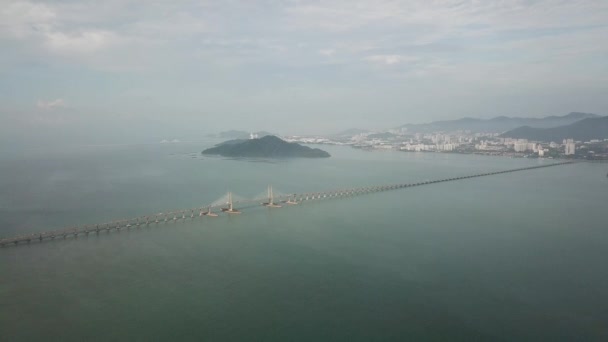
(263, 185, 282, 208)
(221, 192, 241, 214)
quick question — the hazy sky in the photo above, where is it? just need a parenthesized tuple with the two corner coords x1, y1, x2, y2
(1, 0, 607, 144)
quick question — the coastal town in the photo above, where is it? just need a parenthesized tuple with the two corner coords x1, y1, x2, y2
(284, 131, 608, 160)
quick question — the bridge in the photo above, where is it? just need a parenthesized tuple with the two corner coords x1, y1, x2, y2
(0, 161, 573, 247)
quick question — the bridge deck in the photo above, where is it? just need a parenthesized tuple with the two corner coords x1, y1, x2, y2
(0, 162, 573, 247)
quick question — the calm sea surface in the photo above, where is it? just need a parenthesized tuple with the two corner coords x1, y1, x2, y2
(1, 142, 607, 341)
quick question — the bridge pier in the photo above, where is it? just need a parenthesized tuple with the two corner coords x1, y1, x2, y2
(206, 206, 218, 217)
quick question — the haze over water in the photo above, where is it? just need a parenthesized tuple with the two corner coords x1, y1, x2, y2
(2, 142, 607, 340)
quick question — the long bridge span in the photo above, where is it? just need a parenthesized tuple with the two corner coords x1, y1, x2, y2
(0, 161, 573, 247)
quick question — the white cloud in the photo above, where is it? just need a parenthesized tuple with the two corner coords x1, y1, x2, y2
(318, 49, 335, 57)
(1, 1, 121, 56)
(44, 30, 117, 54)
(365, 55, 403, 65)
(364, 55, 424, 66)
(37, 98, 66, 110)
(285, 0, 608, 33)
(3, 0, 604, 73)
(1, 0, 607, 135)
(0, 1, 55, 39)
(129, 11, 209, 38)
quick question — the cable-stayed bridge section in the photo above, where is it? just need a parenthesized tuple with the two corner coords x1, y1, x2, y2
(0, 161, 573, 247)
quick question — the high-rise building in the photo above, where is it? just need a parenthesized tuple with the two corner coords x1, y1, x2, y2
(565, 139, 576, 155)
(513, 140, 529, 152)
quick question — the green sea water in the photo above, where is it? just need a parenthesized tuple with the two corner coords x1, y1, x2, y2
(1, 142, 607, 341)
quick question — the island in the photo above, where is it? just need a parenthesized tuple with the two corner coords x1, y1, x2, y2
(202, 135, 331, 158)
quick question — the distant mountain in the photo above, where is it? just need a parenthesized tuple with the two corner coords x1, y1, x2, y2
(399, 112, 602, 133)
(501, 116, 608, 142)
(367, 132, 397, 140)
(334, 128, 371, 136)
(202, 135, 331, 158)
(218, 130, 274, 139)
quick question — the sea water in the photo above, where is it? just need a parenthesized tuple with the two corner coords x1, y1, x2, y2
(1, 142, 607, 340)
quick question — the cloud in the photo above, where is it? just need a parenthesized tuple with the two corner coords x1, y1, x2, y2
(0, 1, 55, 39)
(37, 98, 65, 110)
(1, 0, 607, 137)
(1, 1, 119, 56)
(285, 0, 608, 33)
(318, 49, 335, 57)
(365, 55, 403, 65)
(364, 55, 425, 67)
(3, 0, 605, 73)
(44, 30, 117, 54)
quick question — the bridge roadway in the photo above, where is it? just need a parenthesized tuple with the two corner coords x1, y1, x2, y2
(0, 161, 573, 247)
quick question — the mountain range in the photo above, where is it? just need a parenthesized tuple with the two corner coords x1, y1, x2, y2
(398, 112, 602, 133)
(501, 116, 608, 142)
